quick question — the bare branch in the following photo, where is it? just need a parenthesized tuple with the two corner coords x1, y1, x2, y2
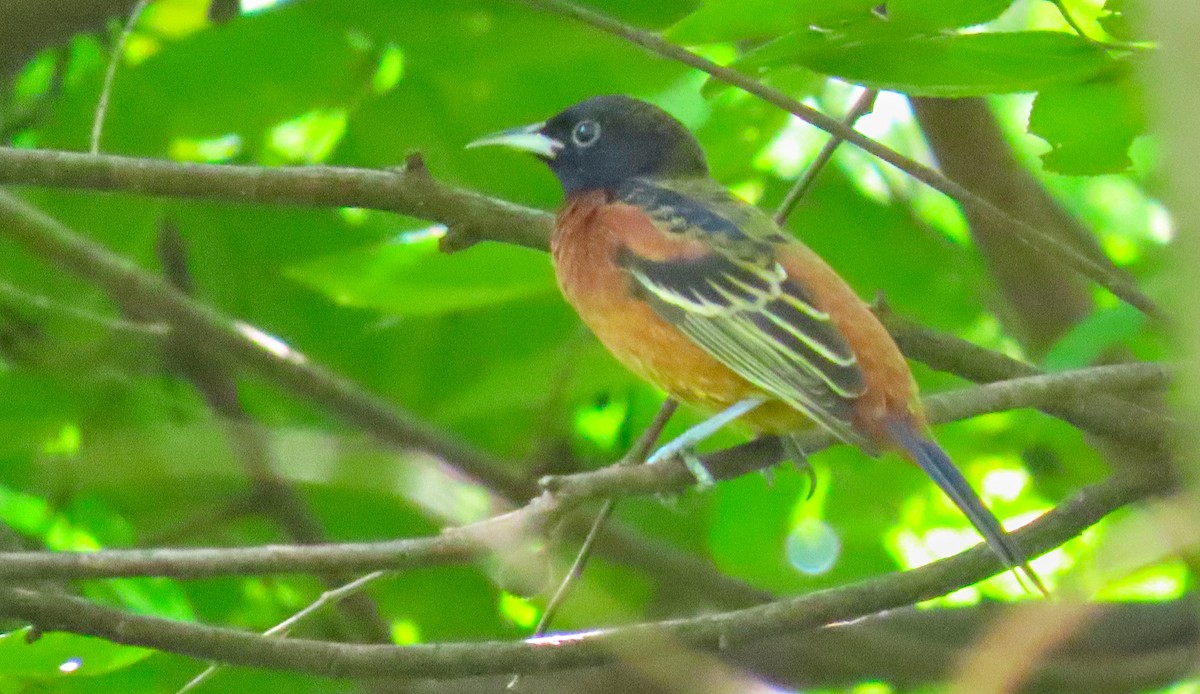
(90, 0, 149, 154)
(883, 312, 1171, 453)
(0, 149, 1169, 449)
(0, 474, 1161, 680)
(0, 361, 1170, 583)
(0, 147, 553, 250)
(774, 88, 878, 226)
(512, 0, 1157, 317)
(177, 570, 388, 693)
(152, 222, 391, 643)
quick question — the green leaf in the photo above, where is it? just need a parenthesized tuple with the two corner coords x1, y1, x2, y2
(585, 0, 702, 29)
(1028, 70, 1147, 174)
(738, 30, 1114, 96)
(1098, 0, 1142, 41)
(41, 4, 378, 154)
(0, 629, 150, 679)
(287, 236, 557, 317)
(886, 0, 1016, 29)
(1042, 303, 1148, 370)
(667, 0, 880, 43)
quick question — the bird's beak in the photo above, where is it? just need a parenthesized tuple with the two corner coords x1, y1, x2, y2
(465, 122, 563, 160)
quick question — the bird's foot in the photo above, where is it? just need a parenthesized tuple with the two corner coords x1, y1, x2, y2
(644, 397, 764, 488)
(646, 441, 715, 488)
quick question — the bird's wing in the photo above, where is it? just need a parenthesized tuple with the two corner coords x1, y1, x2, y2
(610, 179, 873, 450)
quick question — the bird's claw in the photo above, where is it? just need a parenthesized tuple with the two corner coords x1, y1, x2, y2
(782, 435, 818, 500)
(793, 456, 818, 500)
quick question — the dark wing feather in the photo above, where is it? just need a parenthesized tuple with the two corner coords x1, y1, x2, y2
(621, 248, 873, 451)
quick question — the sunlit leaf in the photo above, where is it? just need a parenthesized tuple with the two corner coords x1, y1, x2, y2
(886, 0, 1016, 29)
(0, 629, 150, 679)
(667, 0, 880, 43)
(738, 30, 1115, 96)
(1029, 69, 1147, 174)
(287, 236, 557, 317)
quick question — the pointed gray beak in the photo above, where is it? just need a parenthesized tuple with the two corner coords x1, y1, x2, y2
(465, 121, 563, 159)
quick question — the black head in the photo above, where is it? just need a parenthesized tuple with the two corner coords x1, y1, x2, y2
(467, 95, 709, 194)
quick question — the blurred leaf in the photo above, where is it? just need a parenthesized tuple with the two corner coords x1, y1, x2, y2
(667, 0, 880, 43)
(1098, 0, 1143, 41)
(1029, 70, 1147, 174)
(41, 4, 378, 154)
(709, 468, 808, 591)
(886, 0, 1016, 29)
(584, 0, 701, 29)
(0, 629, 149, 679)
(287, 236, 557, 317)
(738, 30, 1115, 96)
(1042, 303, 1148, 370)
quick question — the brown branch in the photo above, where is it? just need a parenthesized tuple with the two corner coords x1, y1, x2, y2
(152, 222, 391, 643)
(0, 474, 1161, 680)
(406, 598, 1200, 693)
(0, 361, 1171, 583)
(774, 88, 879, 226)
(883, 312, 1171, 455)
(0, 149, 1170, 448)
(0, 148, 553, 250)
(513, 0, 1157, 318)
(0, 187, 769, 612)
(910, 97, 1099, 354)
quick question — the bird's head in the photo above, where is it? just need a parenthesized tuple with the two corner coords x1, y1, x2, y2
(467, 95, 709, 194)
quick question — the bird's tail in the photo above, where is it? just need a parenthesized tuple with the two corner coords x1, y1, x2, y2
(887, 419, 1049, 597)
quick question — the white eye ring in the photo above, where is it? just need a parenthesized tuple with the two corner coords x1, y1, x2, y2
(572, 120, 601, 147)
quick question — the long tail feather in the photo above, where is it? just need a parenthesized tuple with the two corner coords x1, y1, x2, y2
(887, 420, 1049, 597)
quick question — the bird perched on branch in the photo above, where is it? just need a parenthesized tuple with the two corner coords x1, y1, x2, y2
(468, 94, 1045, 595)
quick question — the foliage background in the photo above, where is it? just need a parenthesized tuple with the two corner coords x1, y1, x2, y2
(0, 0, 1183, 692)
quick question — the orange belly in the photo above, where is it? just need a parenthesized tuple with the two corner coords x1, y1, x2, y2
(550, 192, 815, 434)
(550, 191, 920, 443)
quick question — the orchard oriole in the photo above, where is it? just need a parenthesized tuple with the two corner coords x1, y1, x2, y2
(469, 95, 1045, 594)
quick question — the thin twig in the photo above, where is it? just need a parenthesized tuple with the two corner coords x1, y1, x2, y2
(152, 222, 391, 642)
(509, 399, 678, 690)
(0, 277, 167, 335)
(774, 88, 879, 226)
(177, 571, 387, 693)
(514, 0, 1157, 318)
(536, 400, 678, 632)
(90, 0, 150, 154)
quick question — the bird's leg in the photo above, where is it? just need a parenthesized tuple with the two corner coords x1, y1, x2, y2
(646, 397, 765, 486)
(782, 433, 818, 500)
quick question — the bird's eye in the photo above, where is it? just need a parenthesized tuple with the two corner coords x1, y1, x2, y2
(572, 120, 601, 147)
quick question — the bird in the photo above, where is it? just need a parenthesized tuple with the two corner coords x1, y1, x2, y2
(467, 94, 1046, 595)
